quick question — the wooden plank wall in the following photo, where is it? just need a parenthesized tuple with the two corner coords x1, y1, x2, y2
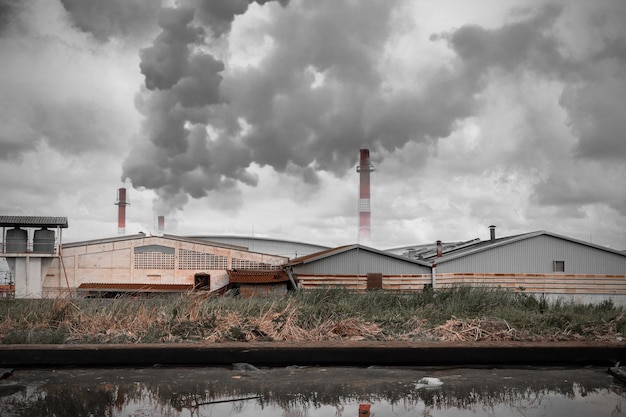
(436, 273, 626, 294)
(297, 273, 626, 295)
(296, 274, 431, 291)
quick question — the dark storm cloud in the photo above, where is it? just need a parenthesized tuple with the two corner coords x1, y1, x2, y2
(441, 4, 572, 76)
(186, 0, 290, 37)
(0, 0, 20, 34)
(59, 0, 159, 42)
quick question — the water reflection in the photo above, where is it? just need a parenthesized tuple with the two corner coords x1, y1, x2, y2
(0, 366, 624, 416)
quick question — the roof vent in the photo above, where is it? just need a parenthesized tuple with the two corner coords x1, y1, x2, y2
(489, 225, 496, 241)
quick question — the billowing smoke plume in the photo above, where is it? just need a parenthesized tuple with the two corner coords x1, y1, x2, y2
(122, 0, 291, 214)
(122, 0, 626, 220)
(123, 0, 486, 215)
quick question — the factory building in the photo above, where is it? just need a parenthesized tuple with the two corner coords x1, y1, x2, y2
(47, 234, 288, 298)
(420, 228, 626, 305)
(1, 217, 289, 299)
(287, 244, 432, 291)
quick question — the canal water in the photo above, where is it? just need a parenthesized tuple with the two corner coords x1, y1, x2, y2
(0, 366, 624, 416)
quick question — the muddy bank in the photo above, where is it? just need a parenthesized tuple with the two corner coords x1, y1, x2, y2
(1, 340, 625, 367)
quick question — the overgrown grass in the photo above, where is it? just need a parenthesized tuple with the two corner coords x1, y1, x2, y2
(0, 287, 624, 344)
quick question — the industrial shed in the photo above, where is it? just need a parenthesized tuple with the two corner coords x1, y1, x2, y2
(227, 269, 294, 297)
(44, 233, 288, 298)
(427, 230, 626, 304)
(287, 244, 432, 291)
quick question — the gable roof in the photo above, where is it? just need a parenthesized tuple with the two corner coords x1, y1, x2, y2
(62, 233, 248, 251)
(429, 230, 626, 264)
(287, 243, 432, 267)
(0, 216, 68, 228)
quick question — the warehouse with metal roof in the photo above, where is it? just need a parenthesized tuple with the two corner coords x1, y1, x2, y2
(287, 244, 432, 291)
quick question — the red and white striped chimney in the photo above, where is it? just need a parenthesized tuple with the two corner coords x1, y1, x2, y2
(157, 215, 165, 235)
(115, 188, 129, 235)
(357, 149, 375, 243)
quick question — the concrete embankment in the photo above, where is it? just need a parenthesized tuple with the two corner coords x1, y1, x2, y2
(0, 341, 624, 368)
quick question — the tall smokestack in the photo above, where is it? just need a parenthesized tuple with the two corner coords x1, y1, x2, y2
(157, 216, 165, 235)
(357, 149, 375, 243)
(115, 188, 130, 235)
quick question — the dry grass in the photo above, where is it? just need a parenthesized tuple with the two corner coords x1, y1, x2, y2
(0, 288, 624, 344)
(429, 316, 523, 342)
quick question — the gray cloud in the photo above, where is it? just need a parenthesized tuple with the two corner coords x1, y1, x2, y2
(122, 0, 626, 231)
(440, 4, 572, 77)
(434, 2, 626, 216)
(59, 0, 159, 42)
(123, 0, 494, 212)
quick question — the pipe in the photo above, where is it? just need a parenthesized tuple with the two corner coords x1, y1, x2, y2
(431, 264, 437, 289)
(436, 240, 442, 257)
(489, 225, 496, 241)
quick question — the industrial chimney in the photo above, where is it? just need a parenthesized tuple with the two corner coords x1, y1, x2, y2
(489, 225, 496, 241)
(157, 216, 165, 235)
(115, 188, 130, 235)
(357, 149, 375, 243)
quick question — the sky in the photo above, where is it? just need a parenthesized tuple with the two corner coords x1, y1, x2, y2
(0, 0, 625, 252)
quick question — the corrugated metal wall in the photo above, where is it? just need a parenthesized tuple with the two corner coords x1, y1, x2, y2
(292, 248, 430, 275)
(436, 235, 626, 274)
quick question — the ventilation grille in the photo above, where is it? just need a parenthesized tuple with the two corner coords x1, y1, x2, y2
(232, 258, 280, 270)
(134, 251, 175, 269)
(179, 249, 228, 270)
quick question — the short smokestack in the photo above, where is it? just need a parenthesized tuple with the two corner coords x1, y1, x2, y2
(157, 216, 165, 235)
(115, 188, 130, 235)
(357, 149, 375, 243)
(436, 240, 442, 257)
(489, 225, 496, 241)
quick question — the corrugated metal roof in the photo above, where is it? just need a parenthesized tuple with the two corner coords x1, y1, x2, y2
(76, 283, 193, 292)
(0, 216, 68, 228)
(432, 230, 626, 264)
(287, 244, 432, 267)
(227, 269, 290, 284)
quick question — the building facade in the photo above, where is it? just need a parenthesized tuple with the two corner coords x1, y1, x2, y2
(426, 231, 626, 305)
(43, 234, 288, 297)
(288, 245, 432, 291)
